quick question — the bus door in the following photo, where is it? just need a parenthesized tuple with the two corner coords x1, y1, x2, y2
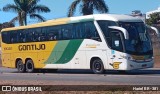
(108, 30, 125, 70)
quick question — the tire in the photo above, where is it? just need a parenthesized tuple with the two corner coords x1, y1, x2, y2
(17, 60, 25, 73)
(91, 59, 105, 74)
(26, 59, 34, 73)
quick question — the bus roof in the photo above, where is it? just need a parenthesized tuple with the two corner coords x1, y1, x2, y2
(1, 14, 143, 32)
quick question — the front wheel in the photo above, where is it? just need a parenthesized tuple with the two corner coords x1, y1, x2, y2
(26, 59, 34, 73)
(91, 59, 105, 74)
(17, 60, 25, 73)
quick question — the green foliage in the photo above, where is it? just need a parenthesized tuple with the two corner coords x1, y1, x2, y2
(0, 22, 15, 31)
(146, 12, 160, 25)
(3, 0, 51, 26)
(68, 0, 109, 17)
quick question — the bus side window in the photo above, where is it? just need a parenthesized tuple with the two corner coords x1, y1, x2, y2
(72, 23, 84, 39)
(97, 20, 117, 40)
(38, 28, 46, 41)
(10, 31, 18, 43)
(84, 22, 101, 41)
(2, 32, 10, 44)
(47, 26, 59, 41)
(26, 29, 33, 42)
(48, 32, 54, 40)
(61, 25, 72, 40)
(18, 31, 25, 43)
(38, 33, 45, 41)
(33, 28, 41, 42)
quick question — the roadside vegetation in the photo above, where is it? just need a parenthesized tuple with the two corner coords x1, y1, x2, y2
(3, 0, 50, 26)
(67, 0, 108, 17)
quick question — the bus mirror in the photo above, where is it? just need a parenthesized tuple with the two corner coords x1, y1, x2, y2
(109, 26, 129, 39)
(150, 26, 160, 38)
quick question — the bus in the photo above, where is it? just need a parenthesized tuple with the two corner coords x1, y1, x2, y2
(1, 14, 154, 74)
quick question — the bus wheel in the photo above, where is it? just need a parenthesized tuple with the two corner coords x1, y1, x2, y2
(91, 59, 105, 74)
(26, 59, 34, 73)
(17, 60, 25, 73)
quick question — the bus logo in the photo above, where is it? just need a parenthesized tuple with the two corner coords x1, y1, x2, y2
(110, 62, 122, 69)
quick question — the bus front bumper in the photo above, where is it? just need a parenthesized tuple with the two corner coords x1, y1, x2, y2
(125, 60, 154, 70)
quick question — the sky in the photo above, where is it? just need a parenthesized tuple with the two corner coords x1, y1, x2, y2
(0, 0, 160, 25)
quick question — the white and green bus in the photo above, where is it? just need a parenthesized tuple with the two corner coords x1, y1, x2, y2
(1, 14, 154, 74)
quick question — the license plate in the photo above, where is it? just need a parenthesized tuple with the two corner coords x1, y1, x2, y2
(132, 55, 145, 60)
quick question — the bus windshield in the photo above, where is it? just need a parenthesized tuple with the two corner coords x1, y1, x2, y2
(98, 20, 153, 55)
(119, 22, 153, 55)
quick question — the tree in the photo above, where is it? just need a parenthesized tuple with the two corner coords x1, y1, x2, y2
(0, 22, 15, 31)
(3, 0, 51, 26)
(146, 12, 160, 25)
(68, 0, 108, 17)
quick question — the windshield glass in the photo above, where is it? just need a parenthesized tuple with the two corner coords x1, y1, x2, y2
(119, 22, 153, 55)
(97, 20, 153, 55)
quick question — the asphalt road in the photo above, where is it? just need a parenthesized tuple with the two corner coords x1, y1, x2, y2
(0, 67, 160, 85)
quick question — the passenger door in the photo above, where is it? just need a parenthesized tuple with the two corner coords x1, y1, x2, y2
(108, 30, 125, 70)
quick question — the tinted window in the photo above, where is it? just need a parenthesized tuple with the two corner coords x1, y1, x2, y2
(17, 30, 26, 43)
(98, 20, 117, 38)
(61, 24, 72, 40)
(37, 28, 46, 41)
(84, 22, 100, 41)
(10, 31, 18, 43)
(2, 21, 101, 44)
(110, 31, 124, 51)
(47, 26, 60, 41)
(2, 32, 10, 43)
(72, 23, 85, 39)
(26, 29, 34, 42)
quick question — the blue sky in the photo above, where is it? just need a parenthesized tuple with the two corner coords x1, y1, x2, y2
(0, 0, 160, 25)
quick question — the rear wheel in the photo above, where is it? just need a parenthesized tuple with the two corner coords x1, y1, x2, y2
(17, 60, 25, 73)
(91, 59, 105, 74)
(26, 59, 34, 73)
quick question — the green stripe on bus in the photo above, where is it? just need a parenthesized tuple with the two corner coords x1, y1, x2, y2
(44, 40, 70, 64)
(54, 39, 83, 64)
(45, 39, 83, 64)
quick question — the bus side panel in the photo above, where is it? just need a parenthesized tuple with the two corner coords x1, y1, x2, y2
(2, 53, 11, 68)
(71, 50, 87, 69)
(37, 41, 58, 69)
(11, 53, 38, 68)
(37, 51, 56, 69)
(44, 40, 85, 69)
(85, 39, 109, 69)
